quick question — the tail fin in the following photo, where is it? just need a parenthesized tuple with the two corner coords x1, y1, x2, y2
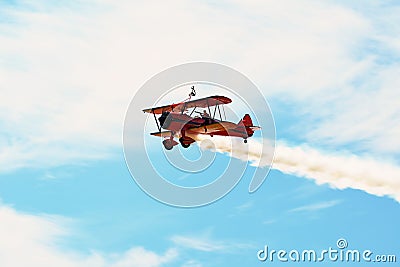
(240, 114, 253, 127)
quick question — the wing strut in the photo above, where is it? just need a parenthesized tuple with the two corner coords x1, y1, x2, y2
(222, 105, 227, 120)
(213, 104, 218, 119)
(181, 102, 187, 115)
(189, 106, 197, 116)
(217, 104, 222, 120)
(152, 110, 161, 132)
(206, 99, 211, 115)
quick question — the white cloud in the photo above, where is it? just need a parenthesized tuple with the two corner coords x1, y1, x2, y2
(1, 0, 398, 171)
(0, 203, 177, 267)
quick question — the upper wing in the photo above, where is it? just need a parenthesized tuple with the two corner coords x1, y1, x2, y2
(142, 102, 182, 114)
(179, 95, 232, 109)
(143, 95, 232, 114)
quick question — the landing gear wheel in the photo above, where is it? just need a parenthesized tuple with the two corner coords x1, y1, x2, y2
(244, 139, 248, 143)
(163, 139, 174, 150)
(179, 137, 191, 148)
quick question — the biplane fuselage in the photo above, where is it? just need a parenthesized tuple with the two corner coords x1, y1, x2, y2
(143, 95, 260, 150)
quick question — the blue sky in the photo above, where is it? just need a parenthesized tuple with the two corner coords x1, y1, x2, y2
(0, 0, 399, 266)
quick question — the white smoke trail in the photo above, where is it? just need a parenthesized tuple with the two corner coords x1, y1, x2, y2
(195, 136, 400, 202)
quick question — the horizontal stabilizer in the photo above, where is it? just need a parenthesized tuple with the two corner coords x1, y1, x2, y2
(150, 131, 173, 137)
(248, 126, 261, 130)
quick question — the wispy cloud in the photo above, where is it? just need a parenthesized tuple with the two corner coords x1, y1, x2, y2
(228, 201, 254, 218)
(305, 64, 400, 155)
(181, 260, 203, 267)
(40, 171, 57, 180)
(109, 247, 178, 267)
(262, 219, 276, 225)
(171, 235, 227, 252)
(235, 201, 253, 212)
(289, 200, 342, 213)
(171, 234, 253, 253)
(0, 203, 177, 267)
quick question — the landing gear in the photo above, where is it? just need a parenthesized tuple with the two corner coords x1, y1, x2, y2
(162, 139, 174, 150)
(244, 139, 248, 143)
(179, 137, 191, 148)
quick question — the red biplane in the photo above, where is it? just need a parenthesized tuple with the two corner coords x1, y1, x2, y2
(143, 87, 260, 150)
